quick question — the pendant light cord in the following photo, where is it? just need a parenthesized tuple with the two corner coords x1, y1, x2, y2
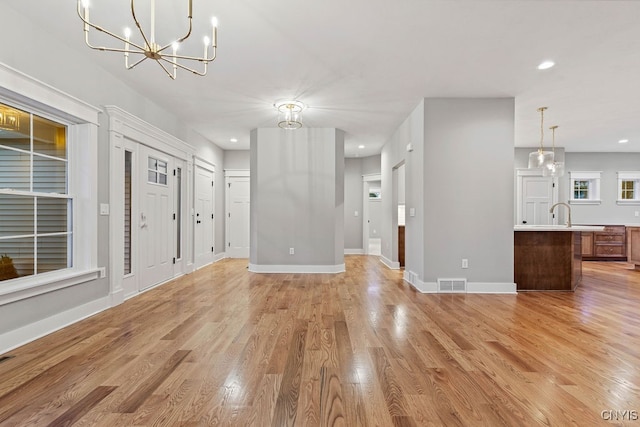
(538, 107, 547, 152)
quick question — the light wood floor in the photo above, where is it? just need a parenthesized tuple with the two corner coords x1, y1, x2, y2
(1, 257, 639, 426)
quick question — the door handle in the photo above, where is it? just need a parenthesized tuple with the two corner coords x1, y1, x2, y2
(522, 220, 527, 224)
(197, 220, 201, 224)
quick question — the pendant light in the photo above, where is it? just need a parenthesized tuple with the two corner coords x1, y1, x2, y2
(528, 106, 555, 169)
(542, 125, 565, 177)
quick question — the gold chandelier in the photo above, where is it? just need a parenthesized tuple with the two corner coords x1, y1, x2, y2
(77, 0, 218, 80)
(0, 105, 20, 132)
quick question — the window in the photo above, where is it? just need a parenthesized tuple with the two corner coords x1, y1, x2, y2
(0, 102, 71, 282)
(569, 171, 601, 204)
(617, 172, 640, 205)
(148, 157, 168, 185)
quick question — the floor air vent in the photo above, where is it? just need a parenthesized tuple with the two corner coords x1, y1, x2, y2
(437, 278, 467, 293)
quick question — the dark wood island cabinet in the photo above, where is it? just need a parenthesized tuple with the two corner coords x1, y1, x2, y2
(514, 225, 604, 291)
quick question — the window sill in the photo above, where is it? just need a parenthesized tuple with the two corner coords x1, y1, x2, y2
(0, 268, 101, 306)
(569, 199, 601, 205)
(616, 200, 640, 205)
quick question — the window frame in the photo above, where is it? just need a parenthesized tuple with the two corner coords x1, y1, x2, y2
(0, 64, 101, 306)
(569, 171, 602, 205)
(617, 172, 640, 205)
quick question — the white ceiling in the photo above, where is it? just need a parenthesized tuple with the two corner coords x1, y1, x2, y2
(7, 1, 640, 157)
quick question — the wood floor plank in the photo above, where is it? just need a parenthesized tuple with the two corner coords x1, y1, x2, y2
(1, 258, 639, 425)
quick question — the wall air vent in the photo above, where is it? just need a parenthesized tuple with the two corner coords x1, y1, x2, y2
(437, 278, 467, 293)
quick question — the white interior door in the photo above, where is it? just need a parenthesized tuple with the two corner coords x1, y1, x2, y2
(195, 165, 214, 268)
(226, 176, 250, 258)
(139, 146, 174, 290)
(520, 175, 555, 225)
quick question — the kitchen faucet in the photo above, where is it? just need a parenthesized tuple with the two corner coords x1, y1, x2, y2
(550, 202, 572, 227)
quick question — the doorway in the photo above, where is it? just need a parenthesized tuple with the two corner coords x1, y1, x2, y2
(362, 174, 382, 255)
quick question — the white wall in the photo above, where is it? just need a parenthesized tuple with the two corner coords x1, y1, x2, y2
(381, 98, 515, 292)
(422, 98, 514, 287)
(344, 158, 363, 251)
(564, 152, 640, 225)
(224, 150, 250, 170)
(250, 128, 345, 272)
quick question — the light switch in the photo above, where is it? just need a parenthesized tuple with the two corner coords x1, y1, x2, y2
(354, 211, 359, 217)
(100, 203, 110, 215)
(409, 208, 416, 217)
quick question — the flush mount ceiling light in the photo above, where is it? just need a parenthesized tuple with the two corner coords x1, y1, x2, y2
(0, 105, 20, 132)
(230, 138, 238, 143)
(77, 0, 218, 80)
(542, 125, 564, 177)
(528, 106, 555, 170)
(275, 100, 305, 130)
(358, 145, 365, 149)
(619, 139, 629, 144)
(537, 60, 555, 70)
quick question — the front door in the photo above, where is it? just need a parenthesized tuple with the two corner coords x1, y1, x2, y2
(139, 145, 174, 290)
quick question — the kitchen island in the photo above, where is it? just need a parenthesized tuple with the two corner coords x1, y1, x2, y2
(514, 225, 604, 291)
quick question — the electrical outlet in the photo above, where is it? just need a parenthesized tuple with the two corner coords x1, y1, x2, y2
(462, 259, 468, 269)
(289, 247, 295, 255)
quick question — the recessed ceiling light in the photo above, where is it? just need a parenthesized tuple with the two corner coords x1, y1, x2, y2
(230, 138, 238, 143)
(619, 139, 629, 144)
(537, 60, 555, 70)
(358, 145, 365, 149)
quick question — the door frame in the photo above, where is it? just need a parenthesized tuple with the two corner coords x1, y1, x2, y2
(362, 173, 381, 255)
(515, 169, 559, 226)
(106, 106, 194, 306)
(225, 169, 250, 258)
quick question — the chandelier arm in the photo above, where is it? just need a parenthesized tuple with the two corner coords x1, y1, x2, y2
(130, 0, 153, 55)
(157, 21, 193, 54)
(154, 59, 177, 80)
(125, 56, 148, 70)
(77, 5, 148, 52)
(159, 57, 208, 76)
(162, 49, 217, 63)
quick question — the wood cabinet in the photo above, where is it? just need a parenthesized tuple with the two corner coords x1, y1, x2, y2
(627, 226, 640, 270)
(582, 225, 627, 261)
(514, 230, 582, 291)
(398, 226, 405, 267)
(581, 232, 594, 257)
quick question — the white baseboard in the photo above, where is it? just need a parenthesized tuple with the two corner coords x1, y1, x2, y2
(0, 296, 111, 355)
(344, 249, 365, 255)
(467, 282, 517, 294)
(380, 256, 400, 270)
(214, 253, 227, 263)
(403, 272, 517, 294)
(248, 263, 346, 274)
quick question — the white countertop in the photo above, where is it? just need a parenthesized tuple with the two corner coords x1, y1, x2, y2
(514, 225, 605, 232)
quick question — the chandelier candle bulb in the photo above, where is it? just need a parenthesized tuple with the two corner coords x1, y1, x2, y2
(212, 17, 218, 47)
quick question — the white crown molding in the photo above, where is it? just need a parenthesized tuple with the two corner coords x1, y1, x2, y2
(0, 62, 100, 125)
